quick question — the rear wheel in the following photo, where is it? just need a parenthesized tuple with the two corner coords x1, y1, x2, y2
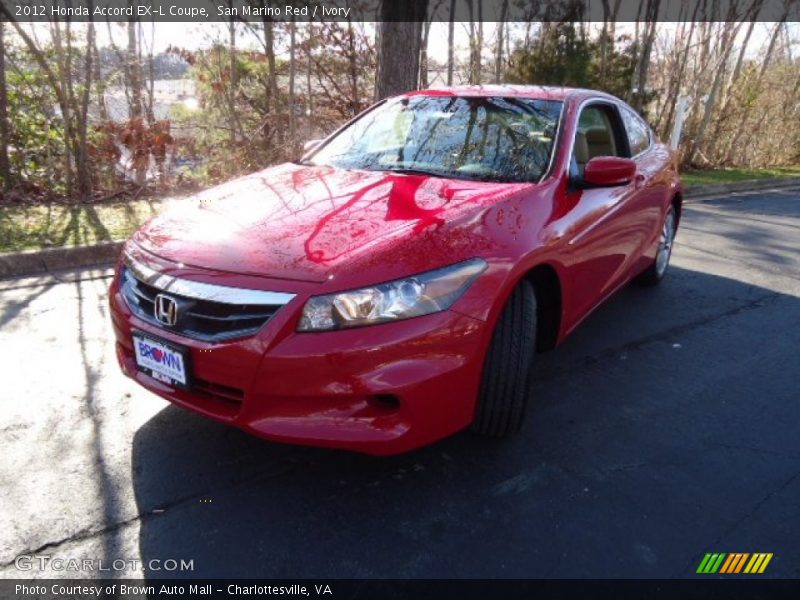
(471, 280, 537, 438)
(638, 205, 677, 286)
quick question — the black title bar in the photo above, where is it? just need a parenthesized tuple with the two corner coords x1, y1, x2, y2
(5, 579, 800, 600)
(1, 0, 799, 23)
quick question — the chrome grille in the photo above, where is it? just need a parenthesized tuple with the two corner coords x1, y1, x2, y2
(120, 255, 295, 342)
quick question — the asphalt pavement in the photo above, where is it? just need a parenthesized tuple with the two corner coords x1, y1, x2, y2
(1, 186, 799, 579)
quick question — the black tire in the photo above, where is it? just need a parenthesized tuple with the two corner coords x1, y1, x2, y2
(471, 279, 537, 438)
(637, 205, 677, 286)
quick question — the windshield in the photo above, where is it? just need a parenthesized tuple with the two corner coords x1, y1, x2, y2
(306, 95, 563, 183)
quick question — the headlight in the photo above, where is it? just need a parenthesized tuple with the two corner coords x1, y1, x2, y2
(298, 259, 488, 331)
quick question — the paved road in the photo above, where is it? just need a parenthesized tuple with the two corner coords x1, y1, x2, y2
(1, 187, 799, 580)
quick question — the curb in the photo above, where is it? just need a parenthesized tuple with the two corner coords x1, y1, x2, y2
(0, 241, 123, 279)
(2, 177, 799, 280)
(684, 176, 800, 199)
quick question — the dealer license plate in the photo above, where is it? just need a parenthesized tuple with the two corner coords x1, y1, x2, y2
(132, 331, 190, 389)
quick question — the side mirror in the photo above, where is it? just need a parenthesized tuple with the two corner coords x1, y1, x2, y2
(303, 139, 323, 153)
(581, 156, 636, 187)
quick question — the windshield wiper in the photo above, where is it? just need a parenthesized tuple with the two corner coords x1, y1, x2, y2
(383, 166, 533, 183)
(461, 173, 532, 184)
(381, 166, 451, 178)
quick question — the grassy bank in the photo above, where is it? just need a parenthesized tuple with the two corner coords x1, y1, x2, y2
(0, 200, 161, 253)
(680, 166, 800, 186)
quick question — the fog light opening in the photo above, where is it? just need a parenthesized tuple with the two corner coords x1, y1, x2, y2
(370, 394, 401, 411)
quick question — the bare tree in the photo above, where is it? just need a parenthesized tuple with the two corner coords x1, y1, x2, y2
(90, 30, 108, 121)
(0, 13, 97, 197)
(708, 0, 763, 148)
(227, 13, 240, 146)
(447, 0, 455, 85)
(494, 0, 509, 82)
(598, 0, 622, 86)
(289, 16, 297, 149)
(686, 10, 746, 164)
(255, 7, 279, 145)
(631, 0, 661, 112)
(127, 20, 143, 120)
(475, 0, 483, 84)
(77, 17, 95, 198)
(420, 1, 442, 88)
(374, 0, 429, 100)
(726, 2, 762, 96)
(143, 23, 156, 125)
(654, 4, 699, 136)
(724, 9, 791, 164)
(0, 22, 11, 191)
(464, 0, 483, 84)
(306, 22, 313, 122)
(346, 19, 360, 114)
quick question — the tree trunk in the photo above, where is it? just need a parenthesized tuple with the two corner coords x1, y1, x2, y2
(730, 11, 758, 86)
(76, 18, 95, 199)
(494, 0, 508, 83)
(91, 32, 108, 121)
(260, 13, 278, 146)
(474, 0, 483, 85)
(447, 0, 455, 85)
(465, 0, 483, 84)
(599, 0, 610, 86)
(127, 19, 145, 185)
(686, 20, 741, 164)
(420, 16, 432, 88)
(724, 12, 787, 164)
(710, 0, 762, 152)
(632, 0, 660, 112)
(127, 21, 143, 120)
(0, 22, 11, 191)
(51, 22, 75, 195)
(466, 0, 475, 83)
(228, 15, 238, 147)
(144, 23, 156, 125)
(658, 8, 698, 137)
(289, 17, 297, 149)
(374, 1, 428, 100)
(306, 24, 313, 124)
(346, 20, 360, 114)
(607, 0, 621, 51)
(756, 10, 785, 81)
(627, 0, 646, 103)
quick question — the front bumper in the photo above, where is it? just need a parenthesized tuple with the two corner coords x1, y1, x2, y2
(109, 256, 491, 455)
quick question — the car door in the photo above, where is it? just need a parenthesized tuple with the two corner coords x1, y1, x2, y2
(618, 104, 670, 268)
(558, 101, 653, 333)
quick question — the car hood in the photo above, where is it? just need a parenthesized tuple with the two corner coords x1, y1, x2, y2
(134, 163, 533, 284)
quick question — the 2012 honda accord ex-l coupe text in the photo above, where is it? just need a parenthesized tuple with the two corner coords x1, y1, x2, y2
(109, 85, 682, 455)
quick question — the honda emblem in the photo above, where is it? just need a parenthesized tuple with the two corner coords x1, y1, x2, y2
(154, 294, 179, 327)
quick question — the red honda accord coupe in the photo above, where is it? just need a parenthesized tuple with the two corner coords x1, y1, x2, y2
(109, 85, 682, 455)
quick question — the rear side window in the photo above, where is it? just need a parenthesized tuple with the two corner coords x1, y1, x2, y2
(620, 106, 651, 156)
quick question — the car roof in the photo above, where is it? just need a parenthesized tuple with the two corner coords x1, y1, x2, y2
(406, 84, 620, 104)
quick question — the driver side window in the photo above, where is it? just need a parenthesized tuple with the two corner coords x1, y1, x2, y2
(573, 105, 624, 176)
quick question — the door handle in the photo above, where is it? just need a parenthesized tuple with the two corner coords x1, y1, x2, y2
(634, 173, 646, 189)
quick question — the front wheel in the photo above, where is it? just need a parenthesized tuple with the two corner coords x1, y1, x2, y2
(471, 280, 537, 438)
(638, 205, 677, 286)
